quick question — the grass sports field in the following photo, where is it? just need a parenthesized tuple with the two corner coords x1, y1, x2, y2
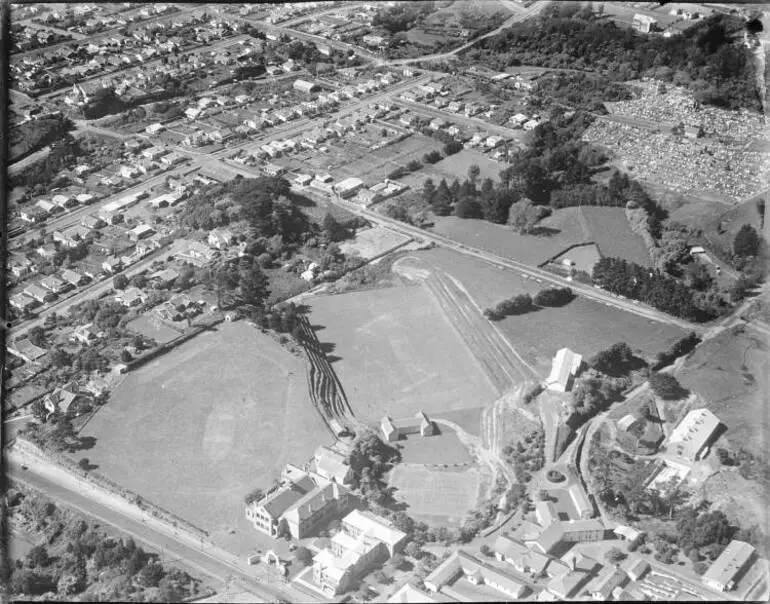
(77, 322, 330, 554)
(397, 428, 473, 466)
(304, 285, 499, 424)
(388, 466, 481, 524)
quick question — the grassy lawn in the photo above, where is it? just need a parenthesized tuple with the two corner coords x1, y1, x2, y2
(394, 428, 472, 466)
(580, 206, 651, 266)
(429, 207, 590, 267)
(304, 284, 499, 424)
(675, 324, 769, 461)
(387, 465, 481, 524)
(126, 315, 182, 344)
(77, 321, 330, 556)
(265, 267, 312, 305)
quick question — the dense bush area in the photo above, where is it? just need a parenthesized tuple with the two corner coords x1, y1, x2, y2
(10, 115, 73, 163)
(593, 257, 721, 322)
(475, 6, 760, 111)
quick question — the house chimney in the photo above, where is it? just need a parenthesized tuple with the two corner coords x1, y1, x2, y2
(570, 556, 577, 572)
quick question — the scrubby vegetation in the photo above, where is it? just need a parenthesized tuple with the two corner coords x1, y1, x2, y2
(5, 486, 202, 601)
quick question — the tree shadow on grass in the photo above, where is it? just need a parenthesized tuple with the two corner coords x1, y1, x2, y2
(72, 435, 97, 452)
(326, 354, 343, 364)
(319, 341, 336, 354)
(311, 324, 326, 332)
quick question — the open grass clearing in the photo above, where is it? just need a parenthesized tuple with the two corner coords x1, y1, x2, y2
(675, 324, 769, 462)
(554, 244, 602, 275)
(304, 284, 499, 424)
(387, 465, 481, 524)
(76, 321, 329, 556)
(125, 315, 182, 344)
(394, 427, 473, 466)
(580, 206, 651, 266)
(429, 207, 591, 267)
(338, 226, 412, 260)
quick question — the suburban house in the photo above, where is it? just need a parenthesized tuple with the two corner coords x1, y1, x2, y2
(381, 410, 436, 442)
(10, 293, 37, 312)
(43, 387, 84, 417)
(245, 465, 354, 540)
(293, 79, 319, 94)
(208, 228, 235, 250)
(151, 267, 180, 286)
(312, 510, 407, 596)
(664, 408, 721, 465)
(115, 287, 147, 307)
(82, 214, 105, 229)
(314, 445, 354, 485)
(24, 283, 56, 304)
(388, 583, 450, 603)
(7, 339, 47, 364)
(72, 323, 103, 345)
(129, 224, 156, 241)
(61, 269, 88, 287)
(424, 550, 528, 599)
(702, 540, 757, 592)
(632, 13, 657, 33)
(333, 177, 365, 199)
(20, 205, 47, 223)
(10, 254, 35, 278)
(176, 240, 216, 267)
(102, 256, 123, 274)
(40, 275, 68, 294)
(545, 347, 583, 392)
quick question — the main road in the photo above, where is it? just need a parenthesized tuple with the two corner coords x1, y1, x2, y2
(6, 450, 318, 604)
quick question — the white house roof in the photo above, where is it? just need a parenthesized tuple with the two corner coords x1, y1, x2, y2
(343, 509, 406, 549)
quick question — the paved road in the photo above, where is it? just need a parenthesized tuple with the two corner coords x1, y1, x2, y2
(322, 194, 703, 332)
(10, 243, 177, 340)
(394, 97, 528, 140)
(5, 451, 305, 604)
(384, 0, 550, 66)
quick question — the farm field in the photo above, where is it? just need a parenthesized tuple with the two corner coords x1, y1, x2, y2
(675, 324, 769, 461)
(397, 428, 473, 466)
(387, 465, 481, 525)
(495, 297, 688, 376)
(76, 321, 330, 556)
(338, 226, 412, 260)
(398, 247, 685, 376)
(429, 207, 591, 267)
(304, 285, 499, 424)
(579, 206, 651, 266)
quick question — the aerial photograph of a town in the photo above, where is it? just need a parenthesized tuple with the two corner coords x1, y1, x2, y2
(2, 1, 769, 602)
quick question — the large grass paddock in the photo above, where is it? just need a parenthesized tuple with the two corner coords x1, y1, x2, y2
(406, 247, 686, 376)
(78, 322, 330, 550)
(388, 465, 481, 524)
(304, 285, 499, 424)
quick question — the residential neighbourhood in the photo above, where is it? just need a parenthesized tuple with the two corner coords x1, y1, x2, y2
(5, 1, 770, 603)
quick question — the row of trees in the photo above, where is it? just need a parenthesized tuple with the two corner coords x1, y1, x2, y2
(483, 287, 575, 320)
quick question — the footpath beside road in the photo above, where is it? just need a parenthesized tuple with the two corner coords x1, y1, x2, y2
(6, 444, 313, 604)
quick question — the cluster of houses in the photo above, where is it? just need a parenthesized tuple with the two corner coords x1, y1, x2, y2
(12, 9, 236, 95)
